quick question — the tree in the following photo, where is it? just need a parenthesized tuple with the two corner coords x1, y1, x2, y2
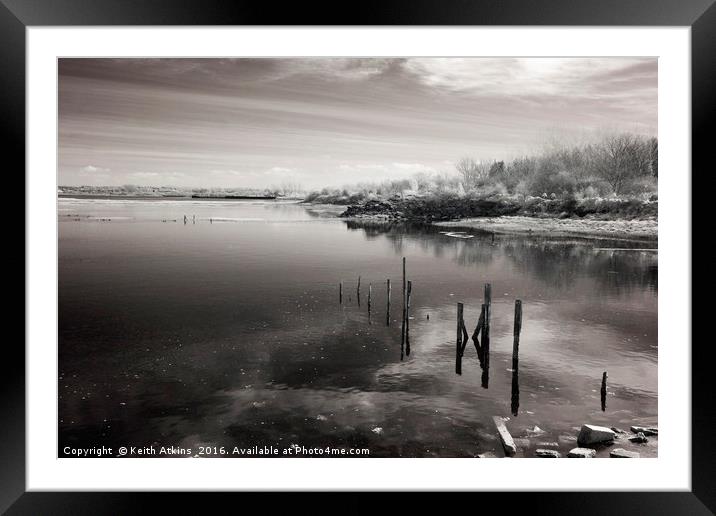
(590, 134, 645, 195)
(455, 157, 490, 191)
(648, 137, 658, 178)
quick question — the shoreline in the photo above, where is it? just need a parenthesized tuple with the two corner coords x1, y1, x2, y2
(435, 215, 657, 242)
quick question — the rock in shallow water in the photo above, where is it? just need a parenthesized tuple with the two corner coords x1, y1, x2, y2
(610, 448, 640, 458)
(535, 449, 561, 458)
(630, 426, 658, 436)
(628, 432, 648, 443)
(577, 424, 616, 445)
(567, 447, 597, 458)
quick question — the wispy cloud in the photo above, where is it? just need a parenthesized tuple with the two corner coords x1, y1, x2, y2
(59, 58, 656, 189)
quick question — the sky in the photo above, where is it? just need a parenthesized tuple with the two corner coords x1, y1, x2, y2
(58, 57, 657, 189)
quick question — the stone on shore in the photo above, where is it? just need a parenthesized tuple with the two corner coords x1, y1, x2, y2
(577, 424, 616, 446)
(630, 426, 658, 436)
(535, 449, 561, 458)
(610, 448, 640, 458)
(567, 447, 597, 458)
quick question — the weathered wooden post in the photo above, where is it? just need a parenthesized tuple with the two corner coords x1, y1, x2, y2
(386, 279, 391, 326)
(481, 298, 491, 389)
(601, 371, 608, 411)
(512, 300, 522, 365)
(183, 215, 187, 224)
(456, 302, 464, 375)
(339, 281, 343, 304)
(357, 276, 361, 306)
(401, 257, 406, 353)
(368, 283, 372, 313)
(511, 299, 522, 416)
(405, 281, 412, 356)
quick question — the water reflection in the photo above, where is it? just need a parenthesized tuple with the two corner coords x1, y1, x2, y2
(59, 200, 658, 458)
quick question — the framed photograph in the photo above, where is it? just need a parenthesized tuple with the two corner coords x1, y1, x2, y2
(7, 0, 712, 511)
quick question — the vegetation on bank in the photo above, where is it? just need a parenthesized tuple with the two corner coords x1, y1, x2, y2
(306, 132, 658, 219)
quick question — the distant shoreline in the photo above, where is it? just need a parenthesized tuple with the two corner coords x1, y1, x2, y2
(58, 194, 303, 201)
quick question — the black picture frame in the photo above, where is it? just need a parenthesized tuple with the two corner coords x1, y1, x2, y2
(5, 0, 712, 512)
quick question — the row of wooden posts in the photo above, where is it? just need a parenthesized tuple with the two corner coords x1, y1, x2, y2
(339, 257, 609, 415)
(339, 257, 412, 359)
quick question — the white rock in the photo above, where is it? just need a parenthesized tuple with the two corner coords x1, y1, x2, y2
(577, 424, 616, 445)
(610, 448, 640, 458)
(567, 447, 597, 458)
(535, 449, 561, 458)
(630, 426, 658, 436)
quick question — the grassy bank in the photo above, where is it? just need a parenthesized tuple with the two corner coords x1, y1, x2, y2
(335, 193, 657, 222)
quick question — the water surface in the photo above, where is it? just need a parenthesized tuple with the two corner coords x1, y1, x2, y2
(59, 198, 658, 457)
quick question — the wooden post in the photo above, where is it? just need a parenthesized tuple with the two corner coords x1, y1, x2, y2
(405, 281, 412, 356)
(511, 363, 520, 416)
(368, 283, 372, 312)
(401, 257, 406, 354)
(484, 283, 492, 307)
(386, 279, 391, 326)
(183, 215, 187, 224)
(601, 371, 608, 412)
(192, 215, 196, 224)
(339, 282, 343, 304)
(357, 276, 361, 306)
(512, 300, 522, 364)
(481, 301, 490, 388)
(456, 302, 464, 375)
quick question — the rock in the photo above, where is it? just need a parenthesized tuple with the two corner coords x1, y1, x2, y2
(630, 426, 658, 436)
(558, 435, 578, 445)
(535, 449, 561, 458)
(577, 424, 615, 446)
(493, 416, 517, 457)
(628, 432, 648, 443)
(513, 438, 531, 449)
(537, 442, 560, 447)
(611, 427, 627, 434)
(567, 447, 597, 458)
(610, 448, 640, 458)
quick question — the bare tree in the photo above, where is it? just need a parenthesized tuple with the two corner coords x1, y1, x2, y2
(455, 157, 491, 191)
(590, 134, 645, 195)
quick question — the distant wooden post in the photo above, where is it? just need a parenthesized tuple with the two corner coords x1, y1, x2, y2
(357, 276, 361, 306)
(601, 371, 608, 412)
(368, 283, 372, 313)
(456, 302, 464, 375)
(339, 282, 343, 304)
(386, 279, 391, 326)
(405, 281, 412, 356)
(192, 215, 196, 224)
(183, 215, 187, 224)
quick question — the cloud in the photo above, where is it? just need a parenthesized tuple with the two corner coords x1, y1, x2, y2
(402, 58, 656, 98)
(79, 165, 110, 174)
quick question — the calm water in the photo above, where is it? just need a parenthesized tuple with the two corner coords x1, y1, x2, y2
(58, 198, 658, 457)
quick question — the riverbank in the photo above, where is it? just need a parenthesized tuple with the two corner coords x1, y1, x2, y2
(332, 195, 657, 241)
(436, 216, 657, 241)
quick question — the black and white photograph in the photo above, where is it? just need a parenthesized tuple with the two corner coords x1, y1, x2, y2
(57, 57, 660, 460)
